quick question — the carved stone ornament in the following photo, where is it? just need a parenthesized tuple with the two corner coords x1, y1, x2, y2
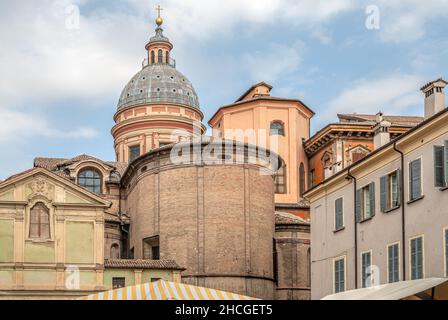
(26, 177, 55, 201)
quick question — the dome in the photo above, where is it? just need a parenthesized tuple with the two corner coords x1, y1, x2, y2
(117, 64, 200, 111)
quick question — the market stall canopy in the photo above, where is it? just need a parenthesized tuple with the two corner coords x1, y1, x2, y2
(79, 280, 259, 300)
(322, 278, 448, 300)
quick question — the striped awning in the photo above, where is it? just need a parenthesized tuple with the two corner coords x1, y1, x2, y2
(79, 280, 259, 300)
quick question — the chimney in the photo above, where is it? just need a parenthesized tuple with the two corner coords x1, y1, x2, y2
(421, 78, 447, 118)
(373, 112, 391, 150)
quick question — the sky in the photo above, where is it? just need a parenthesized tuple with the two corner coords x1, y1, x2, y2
(0, 0, 447, 179)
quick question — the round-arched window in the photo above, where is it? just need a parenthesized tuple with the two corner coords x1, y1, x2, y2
(78, 169, 102, 194)
(270, 121, 285, 136)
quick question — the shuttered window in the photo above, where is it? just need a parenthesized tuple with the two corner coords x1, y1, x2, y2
(356, 183, 375, 222)
(434, 146, 445, 187)
(361, 251, 372, 288)
(409, 159, 422, 201)
(334, 257, 345, 293)
(29, 202, 50, 240)
(445, 141, 448, 185)
(380, 170, 401, 212)
(334, 198, 344, 231)
(410, 237, 424, 280)
(388, 243, 400, 283)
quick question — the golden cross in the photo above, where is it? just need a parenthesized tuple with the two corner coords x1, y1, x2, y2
(156, 5, 163, 18)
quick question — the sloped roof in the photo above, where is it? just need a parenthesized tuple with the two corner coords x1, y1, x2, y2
(275, 211, 309, 225)
(104, 259, 184, 270)
(337, 113, 424, 127)
(34, 154, 128, 177)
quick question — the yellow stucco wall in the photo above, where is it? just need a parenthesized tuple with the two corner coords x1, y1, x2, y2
(65, 222, 95, 264)
(0, 220, 14, 263)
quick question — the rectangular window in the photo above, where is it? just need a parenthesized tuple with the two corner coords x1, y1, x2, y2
(434, 145, 446, 187)
(143, 236, 160, 260)
(388, 243, 400, 283)
(356, 183, 375, 222)
(334, 257, 345, 293)
(409, 159, 422, 201)
(151, 278, 161, 282)
(361, 251, 372, 288)
(380, 170, 401, 212)
(274, 166, 287, 194)
(334, 197, 344, 231)
(410, 237, 424, 280)
(129, 145, 141, 162)
(112, 277, 126, 289)
(309, 169, 315, 188)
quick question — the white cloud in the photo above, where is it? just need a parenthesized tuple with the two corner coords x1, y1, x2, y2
(0, 110, 98, 142)
(242, 43, 303, 82)
(371, 0, 448, 43)
(321, 74, 424, 123)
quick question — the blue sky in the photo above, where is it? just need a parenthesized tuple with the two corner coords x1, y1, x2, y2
(0, 0, 447, 179)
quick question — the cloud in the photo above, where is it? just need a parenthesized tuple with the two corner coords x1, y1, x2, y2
(0, 110, 98, 142)
(321, 74, 424, 123)
(242, 43, 303, 82)
(371, 0, 448, 43)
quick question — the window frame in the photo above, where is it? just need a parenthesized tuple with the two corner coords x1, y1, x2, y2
(274, 165, 287, 194)
(143, 236, 160, 260)
(157, 49, 163, 63)
(112, 277, 126, 289)
(357, 182, 375, 221)
(409, 235, 425, 280)
(269, 121, 285, 136)
(387, 242, 400, 283)
(334, 197, 344, 232)
(380, 169, 401, 213)
(333, 256, 346, 294)
(77, 168, 102, 194)
(128, 144, 141, 163)
(29, 202, 51, 241)
(408, 157, 423, 202)
(361, 250, 373, 288)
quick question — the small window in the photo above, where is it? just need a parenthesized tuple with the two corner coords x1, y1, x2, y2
(270, 121, 285, 136)
(129, 145, 141, 162)
(434, 142, 448, 188)
(143, 236, 160, 260)
(78, 169, 102, 194)
(380, 170, 401, 212)
(334, 198, 344, 231)
(299, 163, 305, 197)
(388, 243, 400, 283)
(410, 236, 424, 280)
(334, 257, 345, 293)
(356, 183, 375, 222)
(352, 152, 366, 163)
(112, 277, 126, 289)
(274, 165, 287, 194)
(309, 169, 315, 188)
(409, 159, 422, 201)
(166, 51, 170, 64)
(150, 51, 155, 64)
(151, 278, 161, 282)
(29, 202, 50, 240)
(361, 251, 372, 288)
(158, 49, 163, 63)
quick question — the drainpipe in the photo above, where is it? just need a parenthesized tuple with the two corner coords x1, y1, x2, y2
(393, 142, 406, 281)
(346, 168, 358, 289)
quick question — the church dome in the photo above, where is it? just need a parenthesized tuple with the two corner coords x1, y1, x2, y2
(117, 64, 200, 111)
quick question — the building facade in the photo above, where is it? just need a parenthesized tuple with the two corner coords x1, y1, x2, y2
(305, 79, 448, 299)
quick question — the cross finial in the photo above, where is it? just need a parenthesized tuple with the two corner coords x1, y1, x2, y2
(155, 4, 164, 26)
(156, 5, 163, 18)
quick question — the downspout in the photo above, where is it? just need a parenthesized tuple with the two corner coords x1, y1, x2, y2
(393, 142, 406, 281)
(346, 168, 358, 289)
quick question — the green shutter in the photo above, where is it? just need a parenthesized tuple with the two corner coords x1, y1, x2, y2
(369, 182, 375, 218)
(355, 189, 362, 223)
(445, 141, 448, 186)
(434, 146, 445, 187)
(380, 176, 387, 212)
